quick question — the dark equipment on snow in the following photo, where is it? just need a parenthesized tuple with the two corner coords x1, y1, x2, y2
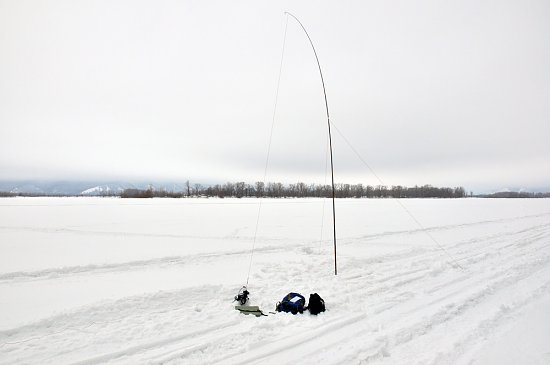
(234, 286, 249, 305)
(234, 305, 267, 317)
(307, 293, 326, 315)
(275, 292, 306, 314)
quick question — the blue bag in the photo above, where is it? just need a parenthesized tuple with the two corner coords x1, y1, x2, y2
(275, 292, 306, 314)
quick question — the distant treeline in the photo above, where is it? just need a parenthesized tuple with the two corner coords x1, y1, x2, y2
(478, 191, 550, 198)
(2, 184, 550, 199)
(120, 183, 468, 199)
(120, 189, 181, 198)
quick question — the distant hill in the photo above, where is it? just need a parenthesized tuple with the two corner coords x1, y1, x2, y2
(0, 181, 186, 196)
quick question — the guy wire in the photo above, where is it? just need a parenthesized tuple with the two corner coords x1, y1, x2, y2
(329, 121, 465, 270)
(246, 14, 289, 286)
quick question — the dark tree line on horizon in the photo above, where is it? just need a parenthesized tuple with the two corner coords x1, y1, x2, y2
(478, 191, 550, 198)
(2, 183, 549, 199)
(121, 182, 468, 199)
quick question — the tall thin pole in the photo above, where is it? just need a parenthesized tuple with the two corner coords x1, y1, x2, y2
(285, 12, 337, 275)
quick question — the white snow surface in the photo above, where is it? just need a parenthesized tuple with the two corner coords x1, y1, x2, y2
(80, 186, 111, 195)
(0, 197, 549, 364)
(81, 185, 125, 195)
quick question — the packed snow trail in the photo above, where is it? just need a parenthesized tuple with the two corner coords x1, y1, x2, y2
(0, 198, 549, 364)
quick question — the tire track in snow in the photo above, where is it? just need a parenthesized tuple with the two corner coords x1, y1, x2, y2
(213, 314, 369, 365)
(381, 255, 550, 365)
(346, 211, 550, 242)
(341, 221, 550, 303)
(0, 244, 293, 283)
(2, 207, 549, 364)
(283, 219, 550, 330)
(303, 237, 550, 364)
(396, 255, 550, 345)
(369, 223, 550, 316)
(426, 281, 550, 365)
(356, 231, 550, 363)
(66, 320, 241, 365)
(0, 285, 241, 364)
(166, 221, 550, 364)
(0, 224, 252, 241)
(3, 212, 547, 284)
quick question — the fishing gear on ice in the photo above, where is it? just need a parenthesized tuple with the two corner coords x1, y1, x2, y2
(275, 292, 306, 314)
(307, 293, 326, 315)
(234, 305, 267, 317)
(233, 286, 268, 316)
(234, 286, 249, 305)
(234, 290, 325, 317)
(274, 292, 326, 315)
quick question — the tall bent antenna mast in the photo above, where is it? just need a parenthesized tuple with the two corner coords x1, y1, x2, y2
(285, 12, 337, 275)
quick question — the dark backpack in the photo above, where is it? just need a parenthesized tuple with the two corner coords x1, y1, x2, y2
(276, 292, 306, 314)
(307, 293, 325, 315)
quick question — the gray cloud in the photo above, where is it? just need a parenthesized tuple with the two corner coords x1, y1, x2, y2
(1, 0, 549, 192)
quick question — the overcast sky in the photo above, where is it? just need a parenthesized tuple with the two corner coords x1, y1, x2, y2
(1, 0, 549, 192)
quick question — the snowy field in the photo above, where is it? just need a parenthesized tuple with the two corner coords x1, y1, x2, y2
(0, 197, 549, 365)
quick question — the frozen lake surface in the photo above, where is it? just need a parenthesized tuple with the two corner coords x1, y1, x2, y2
(0, 197, 549, 364)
